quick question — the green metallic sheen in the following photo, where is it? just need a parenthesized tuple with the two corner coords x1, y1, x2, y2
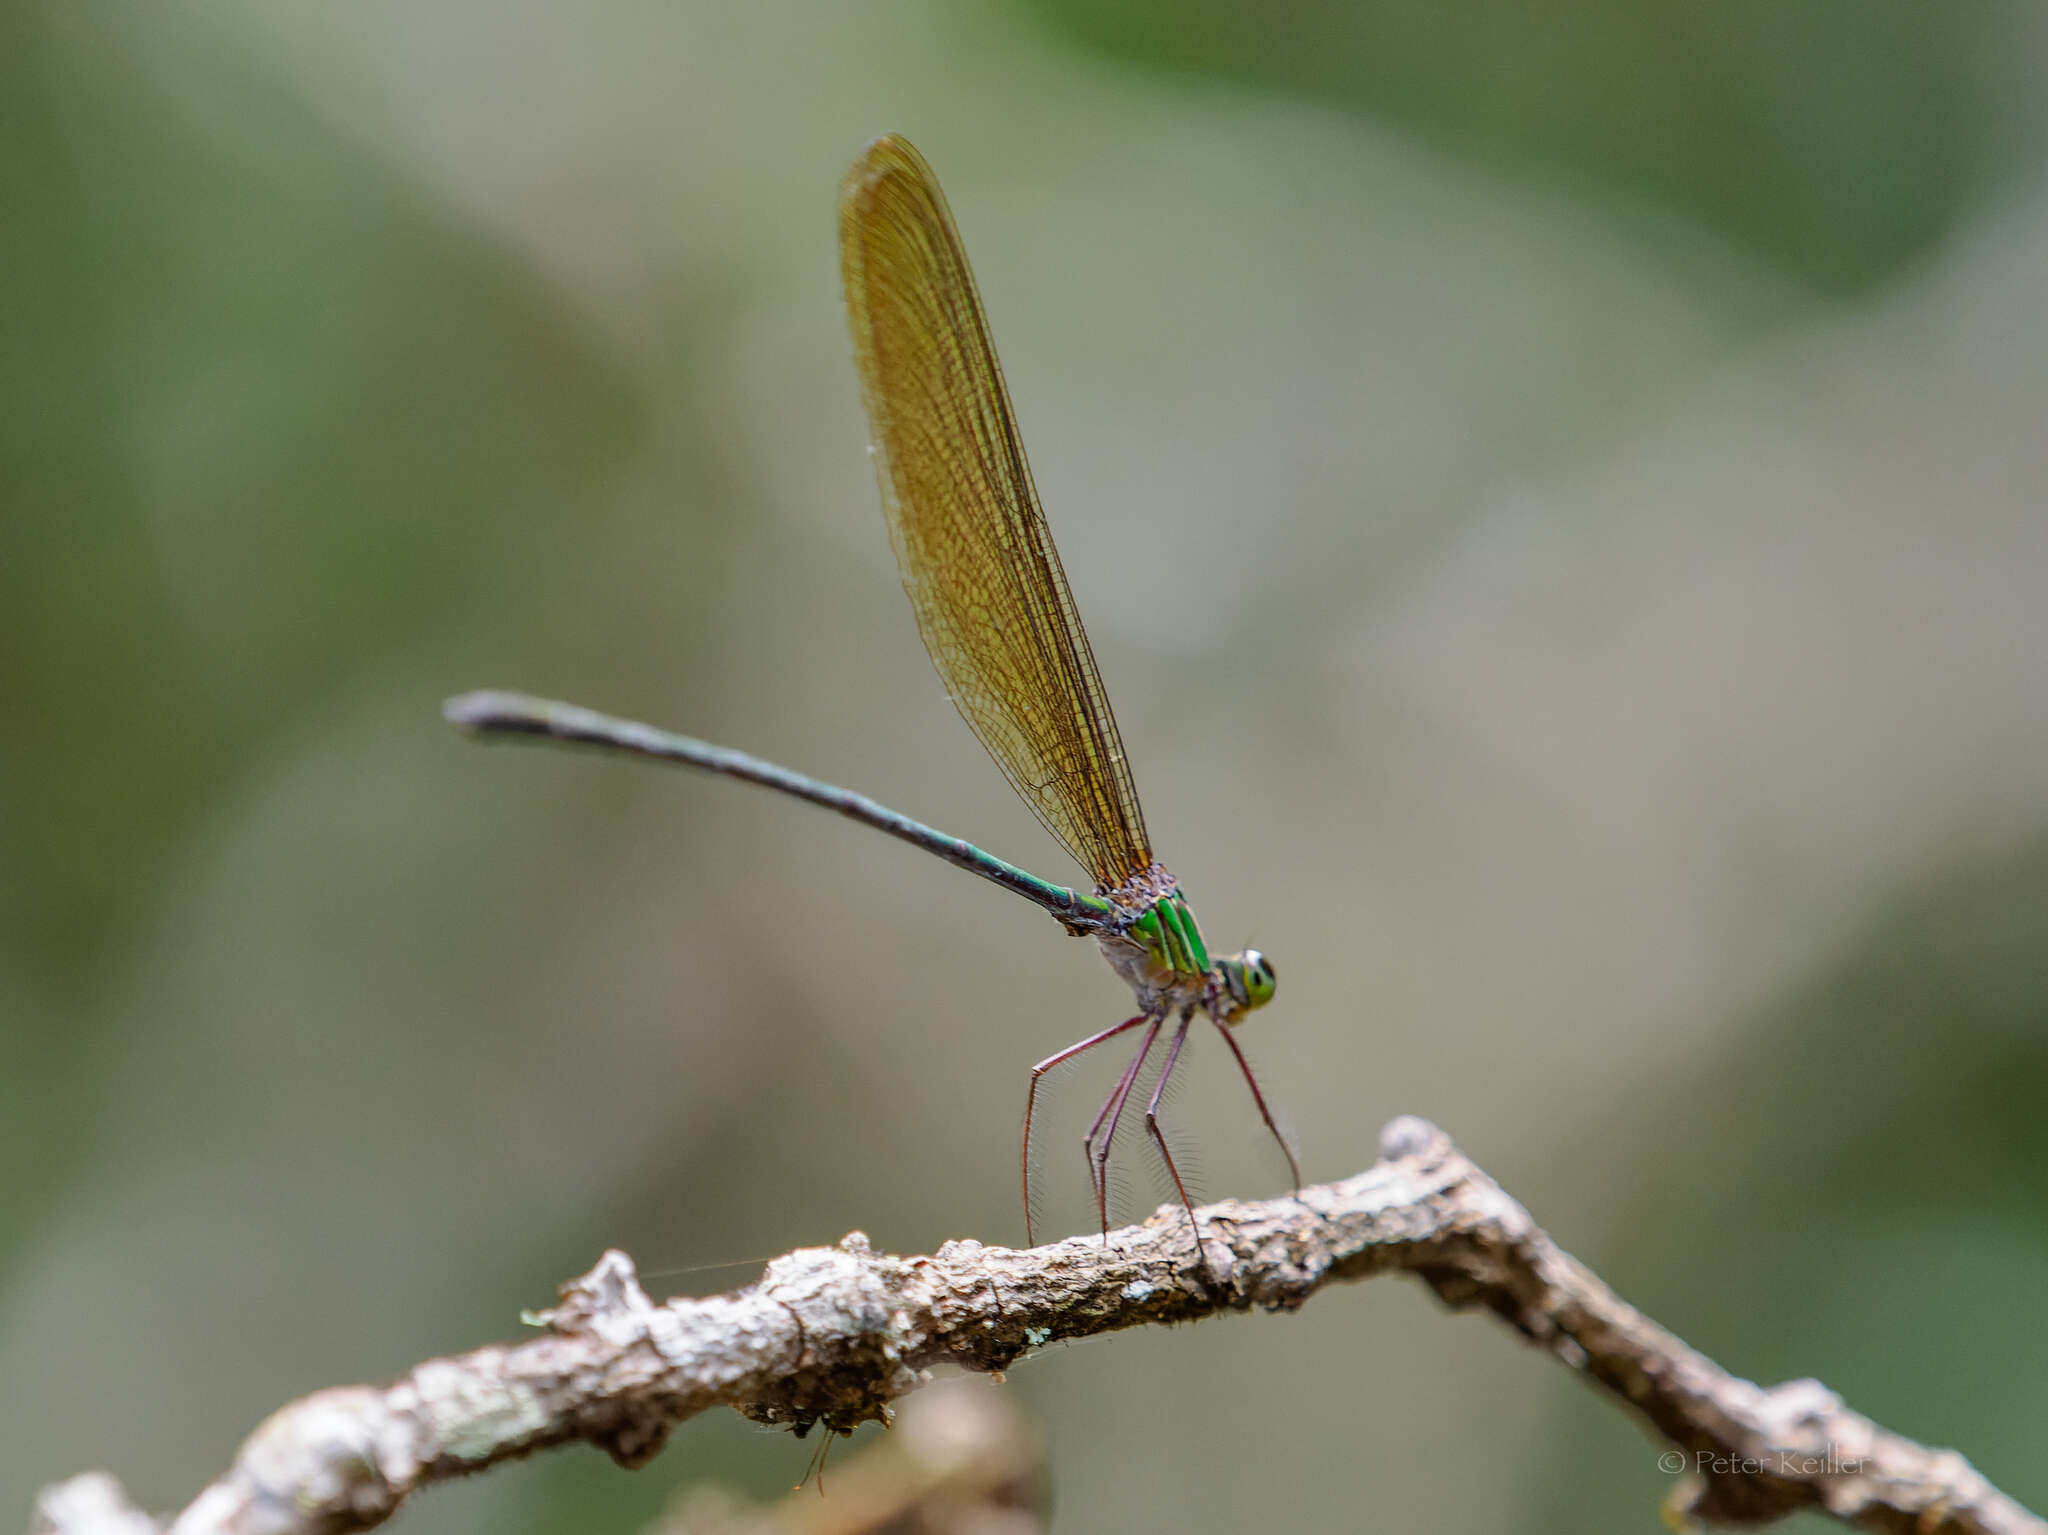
(1124, 894, 1212, 977)
(1131, 903, 1185, 973)
(1157, 898, 1196, 974)
(1142, 904, 1174, 969)
(1173, 897, 1211, 973)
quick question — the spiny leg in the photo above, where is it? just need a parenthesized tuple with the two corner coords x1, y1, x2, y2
(1210, 1018, 1305, 1195)
(1022, 1012, 1150, 1246)
(1083, 1012, 1163, 1242)
(1144, 1010, 1217, 1280)
(1084, 1016, 1163, 1241)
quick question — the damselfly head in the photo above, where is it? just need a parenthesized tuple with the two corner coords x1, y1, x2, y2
(1216, 948, 1277, 1019)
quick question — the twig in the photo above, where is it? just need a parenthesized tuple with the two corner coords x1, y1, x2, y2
(29, 1118, 2042, 1535)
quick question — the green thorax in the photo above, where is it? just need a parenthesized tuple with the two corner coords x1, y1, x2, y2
(1094, 861, 1276, 1022)
(1096, 862, 1200, 960)
(1128, 893, 1212, 976)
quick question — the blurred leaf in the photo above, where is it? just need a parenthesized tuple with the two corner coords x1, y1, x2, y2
(1532, 837, 2048, 1526)
(1024, 0, 2026, 293)
(1, 10, 648, 1003)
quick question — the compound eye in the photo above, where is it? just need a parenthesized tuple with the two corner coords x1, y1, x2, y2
(1240, 949, 1277, 1008)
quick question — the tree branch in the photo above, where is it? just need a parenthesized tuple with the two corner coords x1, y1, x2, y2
(29, 1117, 2042, 1535)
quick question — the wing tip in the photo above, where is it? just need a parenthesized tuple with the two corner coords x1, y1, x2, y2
(841, 133, 937, 213)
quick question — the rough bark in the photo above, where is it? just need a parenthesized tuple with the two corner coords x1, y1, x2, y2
(29, 1118, 2042, 1535)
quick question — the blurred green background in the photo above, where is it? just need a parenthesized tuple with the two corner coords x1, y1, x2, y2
(8, 0, 2048, 1529)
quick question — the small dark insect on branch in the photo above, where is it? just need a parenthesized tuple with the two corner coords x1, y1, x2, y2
(30, 1119, 2043, 1535)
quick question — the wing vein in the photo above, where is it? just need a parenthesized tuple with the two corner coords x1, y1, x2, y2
(839, 136, 1150, 889)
